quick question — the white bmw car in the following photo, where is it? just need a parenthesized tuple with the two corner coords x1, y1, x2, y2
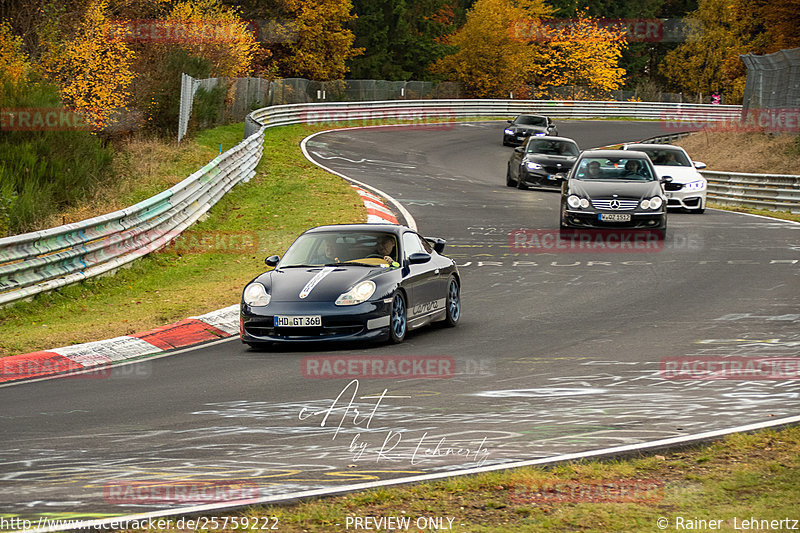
(622, 143, 707, 213)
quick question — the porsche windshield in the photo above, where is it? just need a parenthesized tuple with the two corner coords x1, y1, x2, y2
(280, 232, 398, 267)
(574, 157, 656, 181)
(527, 139, 579, 156)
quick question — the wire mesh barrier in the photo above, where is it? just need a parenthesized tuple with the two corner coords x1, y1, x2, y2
(740, 47, 800, 133)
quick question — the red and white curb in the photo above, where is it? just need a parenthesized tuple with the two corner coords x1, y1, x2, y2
(351, 185, 399, 224)
(0, 306, 240, 383)
(1, 183, 401, 384)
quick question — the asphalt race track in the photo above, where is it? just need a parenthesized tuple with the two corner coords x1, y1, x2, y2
(1, 120, 798, 524)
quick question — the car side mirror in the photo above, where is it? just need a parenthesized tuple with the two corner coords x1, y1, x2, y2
(660, 176, 673, 183)
(425, 237, 446, 254)
(693, 161, 707, 169)
(265, 255, 280, 267)
(408, 252, 431, 265)
(514, 146, 524, 153)
(507, 119, 512, 124)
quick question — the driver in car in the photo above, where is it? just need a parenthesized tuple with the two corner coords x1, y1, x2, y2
(376, 235, 396, 263)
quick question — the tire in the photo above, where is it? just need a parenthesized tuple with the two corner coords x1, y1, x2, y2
(517, 172, 527, 190)
(506, 165, 516, 187)
(443, 276, 461, 327)
(388, 291, 407, 344)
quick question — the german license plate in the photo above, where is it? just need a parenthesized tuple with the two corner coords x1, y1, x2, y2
(274, 315, 322, 327)
(599, 213, 631, 222)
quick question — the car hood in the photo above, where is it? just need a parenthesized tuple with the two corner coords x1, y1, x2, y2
(569, 179, 662, 200)
(653, 165, 704, 184)
(255, 265, 387, 302)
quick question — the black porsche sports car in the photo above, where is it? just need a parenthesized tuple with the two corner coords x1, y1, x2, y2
(560, 150, 668, 231)
(240, 224, 461, 347)
(506, 136, 579, 189)
(502, 114, 558, 146)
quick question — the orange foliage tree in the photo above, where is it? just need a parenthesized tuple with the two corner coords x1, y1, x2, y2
(0, 21, 30, 85)
(164, 0, 257, 77)
(273, 0, 363, 80)
(431, 0, 554, 98)
(42, 0, 135, 130)
(530, 11, 628, 98)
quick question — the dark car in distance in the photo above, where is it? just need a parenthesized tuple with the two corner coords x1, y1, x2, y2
(560, 150, 668, 231)
(502, 114, 558, 146)
(240, 224, 461, 348)
(506, 136, 579, 189)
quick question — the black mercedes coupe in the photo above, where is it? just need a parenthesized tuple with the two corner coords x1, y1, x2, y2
(240, 224, 461, 347)
(559, 150, 669, 231)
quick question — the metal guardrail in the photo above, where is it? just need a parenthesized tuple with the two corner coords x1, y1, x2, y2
(704, 171, 800, 213)
(244, 99, 742, 137)
(0, 127, 265, 305)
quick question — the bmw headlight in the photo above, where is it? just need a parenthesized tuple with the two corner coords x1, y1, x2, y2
(526, 161, 543, 170)
(504, 128, 514, 135)
(534, 132, 546, 136)
(335, 280, 376, 306)
(567, 195, 589, 209)
(684, 180, 706, 192)
(640, 197, 663, 210)
(243, 283, 271, 306)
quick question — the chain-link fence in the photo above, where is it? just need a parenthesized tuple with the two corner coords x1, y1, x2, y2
(178, 75, 691, 141)
(741, 47, 800, 128)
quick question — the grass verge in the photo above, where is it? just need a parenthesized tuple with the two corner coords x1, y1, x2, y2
(121, 425, 799, 532)
(0, 123, 365, 356)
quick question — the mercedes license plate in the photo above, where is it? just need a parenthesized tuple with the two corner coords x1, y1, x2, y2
(599, 213, 632, 222)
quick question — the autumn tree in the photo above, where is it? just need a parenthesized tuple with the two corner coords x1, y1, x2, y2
(431, 0, 554, 98)
(530, 11, 628, 98)
(660, 0, 799, 103)
(162, 0, 256, 77)
(42, 0, 135, 130)
(268, 0, 362, 80)
(0, 21, 30, 85)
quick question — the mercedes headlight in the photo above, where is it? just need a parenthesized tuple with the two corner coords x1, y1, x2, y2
(335, 280, 376, 306)
(640, 197, 663, 210)
(243, 283, 271, 306)
(567, 195, 589, 209)
(684, 180, 706, 191)
(526, 161, 543, 170)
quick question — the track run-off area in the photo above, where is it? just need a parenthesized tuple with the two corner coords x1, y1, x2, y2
(1, 120, 798, 527)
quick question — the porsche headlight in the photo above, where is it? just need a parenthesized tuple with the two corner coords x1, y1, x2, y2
(526, 161, 543, 170)
(640, 197, 663, 210)
(504, 128, 514, 135)
(243, 283, 270, 306)
(335, 280, 376, 306)
(684, 180, 706, 191)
